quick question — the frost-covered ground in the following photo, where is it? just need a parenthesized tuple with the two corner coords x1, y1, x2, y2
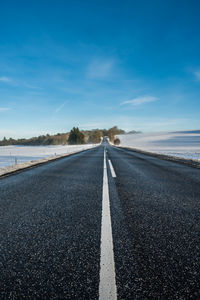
(0, 144, 97, 168)
(117, 130, 200, 161)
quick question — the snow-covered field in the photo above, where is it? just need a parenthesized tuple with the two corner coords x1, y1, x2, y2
(0, 144, 97, 168)
(117, 130, 200, 161)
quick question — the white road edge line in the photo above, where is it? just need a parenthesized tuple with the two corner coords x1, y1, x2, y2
(99, 149, 117, 300)
(108, 159, 116, 178)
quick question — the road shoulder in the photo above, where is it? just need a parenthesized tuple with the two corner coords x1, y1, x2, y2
(115, 145, 200, 169)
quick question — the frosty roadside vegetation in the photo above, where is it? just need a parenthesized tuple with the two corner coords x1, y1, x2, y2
(116, 130, 200, 161)
(0, 144, 98, 176)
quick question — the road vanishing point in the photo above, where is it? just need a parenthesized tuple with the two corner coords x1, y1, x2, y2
(1, 141, 200, 299)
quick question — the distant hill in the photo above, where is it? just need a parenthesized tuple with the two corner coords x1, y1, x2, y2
(127, 130, 141, 134)
(0, 126, 127, 146)
(0, 133, 69, 146)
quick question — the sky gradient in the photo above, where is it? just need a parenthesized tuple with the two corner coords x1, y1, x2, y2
(0, 0, 200, 139)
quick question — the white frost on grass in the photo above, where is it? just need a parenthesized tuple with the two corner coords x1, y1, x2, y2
(116, 131, 200, 161)
(0, 144, 98, 168)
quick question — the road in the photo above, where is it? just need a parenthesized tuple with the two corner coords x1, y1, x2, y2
(0, 143, 200, 299)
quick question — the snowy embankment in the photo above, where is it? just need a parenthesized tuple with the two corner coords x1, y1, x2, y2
(0, 144, 98, 176)
(116, 131, 200, 161)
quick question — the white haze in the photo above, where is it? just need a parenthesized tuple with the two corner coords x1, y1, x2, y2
(117, 130, 200, 161)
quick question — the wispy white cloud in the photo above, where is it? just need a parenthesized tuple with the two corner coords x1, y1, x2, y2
(55, 102, 68, 113)
(0, 107, 10, 112)
(0, 77, 41, 89)
(194, 71, 200, 81)
(0, 76, 11, 82)
(87, 59, 114, 79)
(121, 96, 158, 106)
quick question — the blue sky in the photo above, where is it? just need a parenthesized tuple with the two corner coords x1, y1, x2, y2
(0, 0, 200, 139)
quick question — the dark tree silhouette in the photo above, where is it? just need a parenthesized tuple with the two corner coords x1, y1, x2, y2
(114, 138, 120, 145)
(68, 127, 85, 145)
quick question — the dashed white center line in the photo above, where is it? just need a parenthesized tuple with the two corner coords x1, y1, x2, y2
(108, 159, 116, 178)
(99, 150, 117, 300)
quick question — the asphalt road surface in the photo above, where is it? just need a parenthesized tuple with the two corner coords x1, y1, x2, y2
(0, 143, 200, 299)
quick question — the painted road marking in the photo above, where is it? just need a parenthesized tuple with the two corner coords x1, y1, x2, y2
(108, 159, 116, 178)
(99, 150, 117, 300)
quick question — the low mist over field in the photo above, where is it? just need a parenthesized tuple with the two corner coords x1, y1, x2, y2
(117, 130, 200, 161)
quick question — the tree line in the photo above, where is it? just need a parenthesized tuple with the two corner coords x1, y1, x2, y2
(0, 126, 125, 146)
